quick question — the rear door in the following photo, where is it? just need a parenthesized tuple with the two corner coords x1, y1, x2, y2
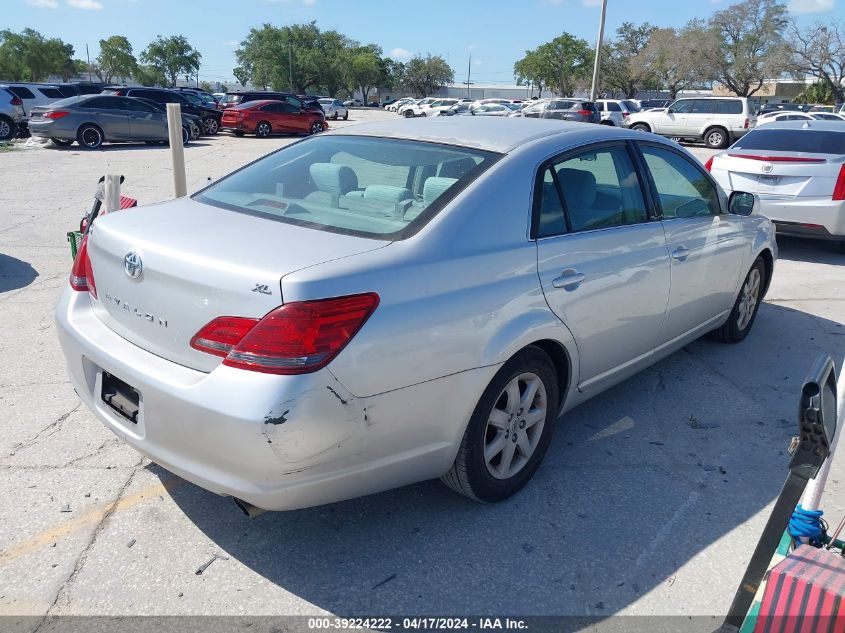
(684, 99, 715, 136)
(78, 97, 133, 139)
(535, 142, 671, 392)
(637, 142, 745, 344)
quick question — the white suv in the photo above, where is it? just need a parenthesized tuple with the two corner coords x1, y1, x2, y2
(627, 97, 755, 149)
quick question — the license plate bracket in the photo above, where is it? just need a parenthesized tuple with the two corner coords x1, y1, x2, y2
(101, 371, 140, 424)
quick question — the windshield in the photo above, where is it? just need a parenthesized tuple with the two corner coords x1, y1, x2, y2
(732, 129, 845, 155)
(196, 135, 500, 240)
(181, 93, 202, 106)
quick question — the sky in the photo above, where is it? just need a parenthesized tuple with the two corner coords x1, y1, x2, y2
(9, 0, 845, 87)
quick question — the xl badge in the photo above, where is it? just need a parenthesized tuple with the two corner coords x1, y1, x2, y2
(124, 252, 143, 279)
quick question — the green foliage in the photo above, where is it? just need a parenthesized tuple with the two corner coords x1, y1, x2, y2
(96, 35, 137, 84)
(133, 64, 166, 87)
(403, 54, 454, 98)
(602, 22, 659, 98)
(788, 20, 845, 103)
(795, 81, 836, 105)
(199, 81, 214, 92)
(514, 33, 592, 97)
(141, 35, 201, 87)
(0, 28, 74, 82)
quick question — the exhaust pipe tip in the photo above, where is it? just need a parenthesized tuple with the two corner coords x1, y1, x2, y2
(233, 497, 267, 518)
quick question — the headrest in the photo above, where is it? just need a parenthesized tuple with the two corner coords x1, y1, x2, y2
(438, 158, 476, 180)
(557, 168, 597, 209)
(363, 185, 413, 205)
(310, 163, 358, 195)
(423, 177, 458, 207)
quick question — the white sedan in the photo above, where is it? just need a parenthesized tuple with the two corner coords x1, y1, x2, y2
(756, 112, 845, 126)
(318, 98, 349, 121)
(708, 120, 845, 244)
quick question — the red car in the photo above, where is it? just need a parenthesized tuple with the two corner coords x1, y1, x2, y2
(221, 100, 327, 138)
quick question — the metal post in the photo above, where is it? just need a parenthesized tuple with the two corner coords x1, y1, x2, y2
(288, 44, 294, 93)
(103, 174, 121, 213)
(467, 53, 471, 100)
(86, 43, 91, 82)
(166, 103, 187, 198)
(589, 0, 608, 102)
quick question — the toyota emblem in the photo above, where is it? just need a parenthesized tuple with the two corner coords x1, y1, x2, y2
(762, 163, 774, 174)
(124, 252, 143, 279)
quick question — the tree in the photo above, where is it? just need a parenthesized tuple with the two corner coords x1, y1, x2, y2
(788, 19, 845, 104)
(64, 59, 88, 82)
(514, 33, 592, 97)
(133, 64, 166, 87)
(233, 66, 250, 88)
(199, 81, 214, 92)
(96, 35, 137, 84)
(704, 0, 790, 97)
(514, 50, 546, 97)
(141, 35, 201, 87)
(403, 54, 454, 97)
(347, 45, 385, 103)
(795, 81, 836, 104)
(0, 29, 74, 81)
(604, 22, 659, 98)
(634, 25, 711, 98)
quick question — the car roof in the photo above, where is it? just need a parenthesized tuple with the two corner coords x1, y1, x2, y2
(751, 120, 845, 132)
(329, 117, 644, 153)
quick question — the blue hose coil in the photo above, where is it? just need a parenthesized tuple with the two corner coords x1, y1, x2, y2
(788, 505, 825, 545)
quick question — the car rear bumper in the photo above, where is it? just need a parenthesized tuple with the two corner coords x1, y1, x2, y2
(29, 119, 73, 140)
(55, 288, 492, 511)
(757, 197, 845, 240)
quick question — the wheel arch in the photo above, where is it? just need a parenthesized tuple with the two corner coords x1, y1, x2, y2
(77, 122, 105, 142)
(702, 124, 729, 139)
(757, 247, 775, 298)
(526, 339, 572, 409)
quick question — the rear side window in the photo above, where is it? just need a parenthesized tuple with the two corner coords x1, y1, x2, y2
(196, 136, 499, 240)
(607, 102, 621, 112)
(8, 87, 35, 99)
(640, 145, 720, 219)
(716, 100, 743, 114)
(537, 145, 648, 237)
(38, 87, 63, 98)
(80, 97, 121, 110)
(732, 129, 845, 154)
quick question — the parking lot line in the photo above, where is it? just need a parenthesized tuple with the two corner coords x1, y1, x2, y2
(0, 476, 187, 566)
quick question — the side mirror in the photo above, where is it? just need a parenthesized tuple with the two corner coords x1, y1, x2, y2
(728, 191, 758, 216)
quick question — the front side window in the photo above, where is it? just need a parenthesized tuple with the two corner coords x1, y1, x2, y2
(196, 136, 499, 240)
(536, 145, 648, 237)
(640, 145, 720, 219)
(669, 100, 693, 114)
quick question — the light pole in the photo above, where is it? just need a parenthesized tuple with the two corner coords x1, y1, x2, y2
(589, 0, 608, 102)
(288, 43, 294, 93)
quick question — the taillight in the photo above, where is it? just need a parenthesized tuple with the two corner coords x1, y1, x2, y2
(622, 111, 630, 118)
(704, 156, 714, 172)
(744, 118, 750, 129)
(44, 111, 70, 120)
(191, 293, 380, 374)
(69, 236, 97, 298)
(10, 96, 22, 106)
(578, 110, 592, 117)
(833, 165, 845, 201)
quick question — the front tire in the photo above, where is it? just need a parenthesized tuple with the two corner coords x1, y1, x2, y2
(343, 111, 349, 120)
(181, 126, 190, 145)
(332, 111, 339, 120)
(309, 121, 323, 135)
(441, 346, 560, 503)
(709, 257, 766, 343)
(404, 109, 414, 118)
(631, 123, 651, 133)
(77, 124, 103, 149)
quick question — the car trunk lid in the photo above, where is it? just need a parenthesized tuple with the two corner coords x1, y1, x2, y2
(721, 151, 840, 199)
(86, 196, 387, 372)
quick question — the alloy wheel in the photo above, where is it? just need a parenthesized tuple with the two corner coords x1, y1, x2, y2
(736, 268, 761, 331)
(310, 122, 323, 135)
(0, 120, 10, 139)
(484, 372, 547, 480)
(257, 122, 271, 137)
(204, 118, 219, 135)
(81, 128, 102, 148)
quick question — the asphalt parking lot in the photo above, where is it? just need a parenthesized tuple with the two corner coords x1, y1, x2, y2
(1, 109, 844, 628)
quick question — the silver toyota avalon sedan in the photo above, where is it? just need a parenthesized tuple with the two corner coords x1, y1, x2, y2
(56, 118, 777, 513)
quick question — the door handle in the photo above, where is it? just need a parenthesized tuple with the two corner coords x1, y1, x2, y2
(552, 269, 586, 290)
(672, 246, 691, 262)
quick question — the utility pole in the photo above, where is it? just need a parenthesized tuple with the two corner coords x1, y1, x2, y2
(589, 0, 608, 102)
(85, 43, 91, 82)
(467, 53, 471, 99)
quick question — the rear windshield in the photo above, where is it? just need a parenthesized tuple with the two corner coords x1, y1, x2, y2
(732, 129, 845, 155)
(221, 94, 243, 106)
(195, 135, 500, 240)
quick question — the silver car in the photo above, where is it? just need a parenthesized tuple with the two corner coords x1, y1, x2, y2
(29, 94, 190, 149)
(318, 99, 349, 121)
(0, 87, 26, 140)
(56, 119, 777, 513)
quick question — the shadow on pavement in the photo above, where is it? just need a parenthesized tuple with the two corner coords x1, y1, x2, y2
(776, 236, 844, 264)
(155, 302, 845, 618)
(0, 253, 38, 293)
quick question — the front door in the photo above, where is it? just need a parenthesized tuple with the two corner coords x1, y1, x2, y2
(120, 97, 166, 140)
(535, 142, 671, 392)
(659, 99, 692, 135)
(636, 143, 746, 345)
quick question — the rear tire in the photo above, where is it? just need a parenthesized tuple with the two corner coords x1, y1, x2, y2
(705, 127, 730, 150)
(202, 117, 219, 135)
(0, 116, 14, 141)
(51, 138, 73, 147)
(441, 346, 559, 503)
(255, 121, 272, 138)
(601, 120, 615, 126)
(309, 121, 323, 135)
(404, 109, 414, 118)
(181, 126, 190, 145)
(343, 111, 349, 120)
(77, 124, 103, 149)
(708, 257, 766, 343)
(631, 122, 651, 133)
(332, 111, 339, 120)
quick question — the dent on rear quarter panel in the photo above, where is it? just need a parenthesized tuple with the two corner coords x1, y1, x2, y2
(260, 374, 368, 474)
